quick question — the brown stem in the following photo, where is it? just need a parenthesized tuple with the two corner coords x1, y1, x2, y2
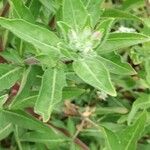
(0, 2, 10, 17)
(48, 16, 56, 30)
(47, 123, 90, 150)
(25, 108, 89, 150)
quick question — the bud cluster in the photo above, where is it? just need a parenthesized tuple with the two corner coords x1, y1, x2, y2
(68, 27, 102, 56)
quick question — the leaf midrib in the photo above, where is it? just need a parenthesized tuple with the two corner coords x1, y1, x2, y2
(0, 18, 59, 52)
(0, 67, 21, 81)
(10, 26, 58, 51)
(48, 69, 57, 115)
(0, 123, 12, 135)
(13, 95, 38, 108)
(81, 60, 107, 91)
(124, 123, 140, 150)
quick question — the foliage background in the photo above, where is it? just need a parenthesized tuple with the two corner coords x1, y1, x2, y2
(0, 0, 150, 150)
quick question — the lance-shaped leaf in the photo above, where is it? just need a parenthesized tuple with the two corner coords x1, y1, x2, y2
(103, 112, 146, 150)
(35, 68, 66, 122)
(128, 94, 150, 125)
(10, 0, 34, 22)
(38, 0, 60, 13)
(0, 112, 13, 140)
(20, 131, 68, 143)
(62, 0, 88, 30)
(118, 112, 146, 150)
(0, 18, 60, 55)
(96, 18, 115, 47)
(10, 66, 42, 109)
(1, 109, 67, 142)
(62, 87, 85, 99)
(85, 0, 104, 27)
(57, 21, 71, 42)
(0, 64, 23, 91)
(98, 33, 150, 53)
(101, 9, 142, 22)
(98, 52, 136, 75)
(0, 49, 23, 64)
(73, 57, 116, 96)
(102, 127, 121, 150)
(1, 110, 55, 133)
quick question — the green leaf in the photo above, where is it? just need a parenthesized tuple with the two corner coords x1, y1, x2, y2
(0, 49, 23, 64)
(1, 110, 67, 146)
(57, 21, 71, 42)
(14, 125, 23, 150)
(103, 112, 147, 150)
(0, 112, 13, 140)
(0, 18, 60, 55)
(73, 57, 116, 96)
(96, 18, 115, 47)
(85, 0, 104, 27)
(21, 143, 46, 150)
(62, 87, 85, 99)
(38, 0, 60, 13)
(122, 0, 144, 10)
(10, 66, 42, 109)
(97, 33, 150, 53)
(102, 127, 121, 150)
(20, 131, 68, 143)
(96, 106, 128, 115)
(1, 110, 56, 133)
(0, 64, 23, 91)
(101, 9, 142, 22)
(12, 95, 38, 109)
(29, 0, 41, 19)
(118, 112, 146, 150)
(98, 52, 136, 75)
(10, 0, 34, 22)
(138, 144, 150, 150)
(35, 68, 66, 122)
(128, 94, 150, 125)
(62, 0, 88, 30)
(0, 94, 8, 109)
(0, 122, 13, 140)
